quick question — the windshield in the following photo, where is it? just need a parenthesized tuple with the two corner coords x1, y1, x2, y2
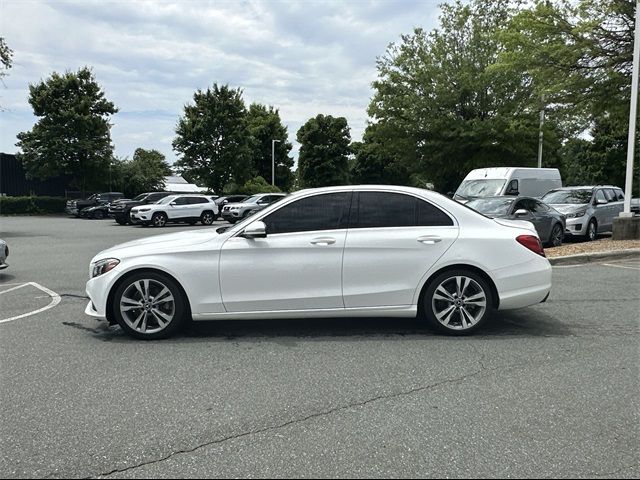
(542, 189, 592, 204)
(455, 179, 506, 199)
(156, 195, 178, 205)
(133, 194, 147, 201)
(466, 198, 514, 216)
(242, 195, 261, 204)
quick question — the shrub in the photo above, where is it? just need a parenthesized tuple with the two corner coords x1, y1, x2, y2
(236, 176, 282, 195)
(0, 196, 67, 215)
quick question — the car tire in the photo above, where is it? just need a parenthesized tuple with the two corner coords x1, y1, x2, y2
(115, 217, 127, 225)
(111, 271, 188, 340)
(549, 223, 564, 247)
(92, 210, 105, 220)
(200, 211, 215, 225)
(152, 212, 167, 228)
(585, 219, 597, 242)
(422, 269, 494, 335)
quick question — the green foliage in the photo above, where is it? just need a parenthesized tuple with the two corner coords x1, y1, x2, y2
(247, 104, 295, 191)
(114, 148, 172, 197)
(367, 0, 558, 193)
(0, 36, 13, 86)
(296, 114, 351, 188)
(173, 84, 252, 194)
(16, 67, 118, 193)
(350, 124, 411, 185)
(234, 176, 282, 195)
(0, 196, 66, 215)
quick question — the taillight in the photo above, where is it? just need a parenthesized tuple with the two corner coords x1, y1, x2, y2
(516, 235, 545, 257)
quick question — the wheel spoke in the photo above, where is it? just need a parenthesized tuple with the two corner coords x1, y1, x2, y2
(436, 286, 454, 301)
(153, 287, 173, 304)
(131, 311, 144, 329)
(121, 305, 142, 312)
(436, 305, 456, 324)
(460, 277, 471, 296)
(151, 308, 173, 323)
(460, 308, 470, 328)
(121, 296, 142, 307)
(140, 312, 148, 332)
(455, 277, 463, 296)
(150, 309, 167, 327)
(460, 307, 475, 327)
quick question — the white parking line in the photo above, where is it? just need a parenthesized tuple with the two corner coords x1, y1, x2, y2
(602, 263, 640, 271)
(0, 282, 62, 324)
(0, 283, 30, 294)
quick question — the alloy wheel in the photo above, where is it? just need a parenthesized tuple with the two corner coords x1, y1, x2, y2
(588, 221, 597, 241)
(551, 225, 563, 247)
(201, 212, 214, 225)
(431, 276, 487, 331)
(153, 213, 167, 227)
(119, 279, 175, 335)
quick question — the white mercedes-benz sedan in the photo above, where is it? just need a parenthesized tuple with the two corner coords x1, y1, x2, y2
(85, 185, 551, 339)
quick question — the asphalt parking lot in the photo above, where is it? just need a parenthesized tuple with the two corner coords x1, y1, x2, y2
(1, 215, 639, 479)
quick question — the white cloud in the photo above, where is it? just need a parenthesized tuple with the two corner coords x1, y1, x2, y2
(0, 0, 441, 165)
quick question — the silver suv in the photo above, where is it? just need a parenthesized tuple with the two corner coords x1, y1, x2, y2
(221, 193, 286, 223)
(541, 186, 625, 241)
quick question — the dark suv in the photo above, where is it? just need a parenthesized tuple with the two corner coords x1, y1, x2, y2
(109, 192, 172, 225)
(66, 192, 124, 217)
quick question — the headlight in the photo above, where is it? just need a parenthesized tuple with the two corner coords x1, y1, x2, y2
(138, 208, 151, 212)
(91, 258, 120, 278)
(567, 210, 586, 218)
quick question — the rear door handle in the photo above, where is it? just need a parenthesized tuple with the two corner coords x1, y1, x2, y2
(310, 237, 336, 246)
(417, 235, 442, 244)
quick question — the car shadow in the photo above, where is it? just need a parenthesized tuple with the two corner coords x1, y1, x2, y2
(77, 307, 572, 344)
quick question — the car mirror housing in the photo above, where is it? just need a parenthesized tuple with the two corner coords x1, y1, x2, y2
(597, 198, 608, 205)
(514, 209, 529, 217)
(243, 221, 267, 239)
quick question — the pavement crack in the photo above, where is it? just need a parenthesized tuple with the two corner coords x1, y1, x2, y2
(92, 367, 488, 478)
(60, 293, 89, 300)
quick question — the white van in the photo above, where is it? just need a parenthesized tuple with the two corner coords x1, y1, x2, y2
(453, 167, 562, 203)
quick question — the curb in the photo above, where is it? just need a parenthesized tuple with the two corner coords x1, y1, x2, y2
(548, 248, 640, 266)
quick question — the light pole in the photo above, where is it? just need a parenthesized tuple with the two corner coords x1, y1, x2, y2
(271, 139, 281, 186)
(537, 95, 545, 168)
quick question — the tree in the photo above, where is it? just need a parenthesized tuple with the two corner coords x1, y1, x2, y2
(247, 103, 294, 191)
(296, 114, 351, 188)
(16, 67, 118, 193)
(119, 148, 172, 197)
(350, 124, 411, 185)
(368, 0, 562, 193)
(173, 84, 252, 194)
(0, 37, 13, 89)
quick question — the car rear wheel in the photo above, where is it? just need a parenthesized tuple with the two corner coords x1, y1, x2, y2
(422, 270, 494, 335)
(549, 224, 564, 247)
(115, 217, 128, 225)
(201, 211, 215, 225)
(152, 212, 167, 228)
(112, 272, 187, 340)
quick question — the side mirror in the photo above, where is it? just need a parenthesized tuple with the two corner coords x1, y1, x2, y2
(597, 198, 608, 205)
(170, 202, 177, 207)
(243, 221, 267, 239)
(514, 209, 529, 217)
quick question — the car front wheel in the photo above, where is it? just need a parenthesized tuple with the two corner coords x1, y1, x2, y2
(112, 272, 187, 339)
(585, 219, 597, 242)
(422, 270, 494, 335)
(201, 211, 215, 225)
(152, 212, 167, 227)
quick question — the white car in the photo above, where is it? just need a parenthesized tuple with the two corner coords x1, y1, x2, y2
(86, 185, 552, 339)
(130, 194, 217, 227)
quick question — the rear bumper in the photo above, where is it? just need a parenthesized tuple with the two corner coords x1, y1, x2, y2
(0, 262, 8, 270)
(492, 257, 552, 310)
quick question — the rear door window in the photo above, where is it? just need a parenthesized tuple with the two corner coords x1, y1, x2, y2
(349, 192, 453, 228)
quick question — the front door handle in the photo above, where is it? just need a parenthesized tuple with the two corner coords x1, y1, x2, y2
(417, 235, 442, 245)
(310, 237, 336, 246)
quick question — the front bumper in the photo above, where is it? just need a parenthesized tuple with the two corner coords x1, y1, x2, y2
(0, 262, 8, 270)
(565, 216, 588, 235)
(66, 207, 78, 216)
(221, 210, 241, 220)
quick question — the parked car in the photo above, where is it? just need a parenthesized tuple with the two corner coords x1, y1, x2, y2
(541, 186, 625, 241)
(214, 195, 248, 219)
(79, 199, 130, 220)
(66, 192, 124, 217)
(454, 168, 562, 203)
(0, 239, 8, 270)
(129, 194, 217, 227)
(85, 185, 552, 339)
(631, 198, 640, 216)
(221, 193, 286, 223)
(466, 196, 566, 247)
(109, 192, 173, 225)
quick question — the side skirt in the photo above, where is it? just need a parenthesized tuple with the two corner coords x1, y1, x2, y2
(192, 305, 417, 321)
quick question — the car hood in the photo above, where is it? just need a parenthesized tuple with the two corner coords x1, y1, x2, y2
(225, 202, 256, 208)
(493, 218, 537, 234)
(95, 229, 220, 260)
(547, 203, 587, 214)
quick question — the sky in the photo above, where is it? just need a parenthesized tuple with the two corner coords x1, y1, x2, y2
(0, 0, 442, 166)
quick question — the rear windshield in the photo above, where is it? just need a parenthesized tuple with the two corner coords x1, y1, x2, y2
(542, 189, 592, 204)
